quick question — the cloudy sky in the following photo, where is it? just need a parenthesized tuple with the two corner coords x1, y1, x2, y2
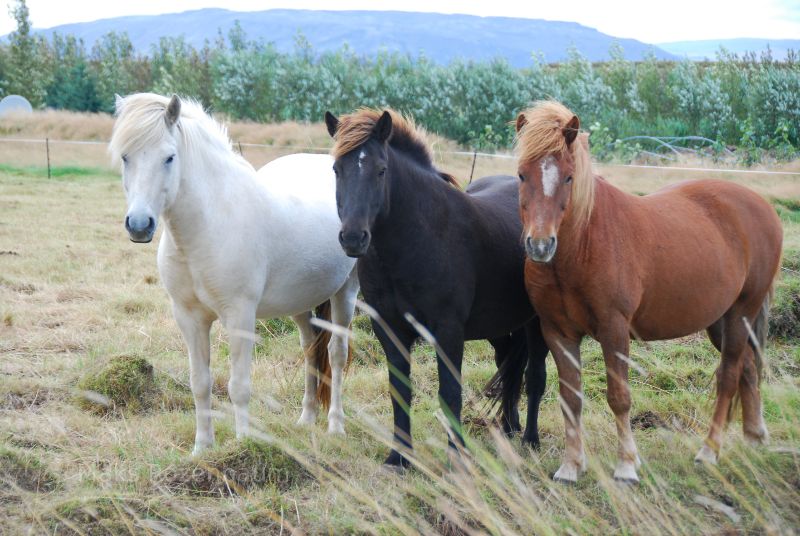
(2, 0, 798, 44)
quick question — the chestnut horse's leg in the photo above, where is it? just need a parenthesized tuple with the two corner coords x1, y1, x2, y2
(544, 328, 585, 483)
(598, 324, 640, 483)
(738, 344, 768, 444)
(696, 310, 750, 464)
(706, 321, 768, 446)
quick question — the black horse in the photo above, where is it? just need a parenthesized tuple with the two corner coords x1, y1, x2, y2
(325, 108, 549, 468)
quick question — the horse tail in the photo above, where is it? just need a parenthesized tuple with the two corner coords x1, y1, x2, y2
(482, 330, 528, 430)
(311, 301, 333, 410)
(749, 285, 774, 385)
(729, 284, 774, 423)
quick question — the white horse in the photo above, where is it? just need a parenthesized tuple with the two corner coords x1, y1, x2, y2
(110, 93, 359, 454)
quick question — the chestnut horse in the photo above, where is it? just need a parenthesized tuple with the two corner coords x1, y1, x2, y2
(515, 101, 782, 483)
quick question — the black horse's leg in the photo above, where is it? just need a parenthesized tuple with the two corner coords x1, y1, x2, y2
(434, 327, 466, 455)
(372, 319, 415, 469)
(489, 335, 522, 434)
(522, 318, 549, 448)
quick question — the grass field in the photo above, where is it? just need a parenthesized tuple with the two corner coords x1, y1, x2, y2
(1, 114, 799, 535)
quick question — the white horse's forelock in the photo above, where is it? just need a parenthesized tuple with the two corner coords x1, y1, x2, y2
(109, 93, 237, 167)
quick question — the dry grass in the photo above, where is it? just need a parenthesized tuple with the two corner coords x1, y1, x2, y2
(0, 115, 799, 534)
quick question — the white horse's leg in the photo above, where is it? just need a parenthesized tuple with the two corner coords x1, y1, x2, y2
(327, 270, 359, 435)
(292, 311, 319, 426)
(223, 304, 257, 440)
(173, 304, 215, 455)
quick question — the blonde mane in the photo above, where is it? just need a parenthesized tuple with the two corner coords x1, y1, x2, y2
(515, 100, 595, 228)
(109, 93, 244, 169)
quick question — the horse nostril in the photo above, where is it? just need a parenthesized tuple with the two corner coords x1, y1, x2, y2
(525, 236, 533, 250)
(147, 217, 155, 231)
(548, 236, 556, 249)
(338, 231, 345, 244)
(125, 215, 131, 231)
(361, 230, 369, 242)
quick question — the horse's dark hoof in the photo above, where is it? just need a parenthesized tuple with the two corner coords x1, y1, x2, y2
(383, 450, 411, 470)
(521, 435, 541, 450)
(613, 476, 640, 486)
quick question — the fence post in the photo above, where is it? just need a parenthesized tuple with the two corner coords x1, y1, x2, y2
(46, 138, 51, 179)
(468, 149, 477, 184)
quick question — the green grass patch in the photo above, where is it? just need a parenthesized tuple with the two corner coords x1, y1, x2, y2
(75, 354, 192, 415)
(773, 198, 800, 224)
(0, 163, 115, 180)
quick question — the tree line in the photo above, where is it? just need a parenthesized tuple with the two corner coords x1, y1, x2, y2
(2, 0, 798, 158)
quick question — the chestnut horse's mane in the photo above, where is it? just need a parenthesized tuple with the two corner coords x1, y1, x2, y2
(515, 101, 595, 228)
(331, 108, 459, 187)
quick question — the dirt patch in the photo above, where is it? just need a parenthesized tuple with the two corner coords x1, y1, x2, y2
(770, 276, 800, 341)
(631, 410, 669, 430)
(2, 388, 53, 411)
(75, 355, 192, 416)
(156, 439, 312, 496)
(0, 446, 59, 494)
(0, 277, 36, 294)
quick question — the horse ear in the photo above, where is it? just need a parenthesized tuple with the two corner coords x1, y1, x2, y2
(165, 94, 181, 129)
(373, 110, 393, 143)
(114, 94, 124, 116)
(515, 112, 527, 133)
(324, 111, 339, 138)
(563, 115, 580, 146)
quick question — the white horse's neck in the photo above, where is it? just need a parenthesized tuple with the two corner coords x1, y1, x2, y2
(162, 129, 268, 250)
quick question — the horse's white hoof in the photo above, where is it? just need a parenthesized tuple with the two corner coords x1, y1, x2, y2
(553, 462, 580, 484)
(744, 427, 769, 447)
(694, 445, 718, 465)
(296, 410, 317, 426)
(613, 461, 640, 484)
(192, 443, 211, 457)
(327, 419, 345, 435)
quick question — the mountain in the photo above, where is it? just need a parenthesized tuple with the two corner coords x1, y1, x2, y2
(25, 8, 677, 66)
(658, 38, 800, 61)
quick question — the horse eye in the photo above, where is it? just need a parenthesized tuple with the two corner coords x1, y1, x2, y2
(378, 168, 386, 177)
(518, 174, 524, 182)
(121, 155, 128, 164)
(165, 155, 175, 164)
(565, 175, 573, 184)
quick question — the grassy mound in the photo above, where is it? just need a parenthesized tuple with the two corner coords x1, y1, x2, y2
(76, 354, 192, 416)
(0, 446, 59, 495)
(157, 438, 312, 496)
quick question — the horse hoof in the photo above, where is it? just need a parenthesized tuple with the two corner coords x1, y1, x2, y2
(521, 435, 541, 450)
(327, 423, 346, 435)
(553, 463, 580, 484)
(613, 462, 640, 484)
(296, 410, 317, 426)
(744, 428, 769, 447)
(694, 445, 718, 465)
(191, 443, 211, 457)
(384, 450, 411, 470)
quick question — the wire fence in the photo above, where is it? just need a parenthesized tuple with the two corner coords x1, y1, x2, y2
(2, 137, 800, 181)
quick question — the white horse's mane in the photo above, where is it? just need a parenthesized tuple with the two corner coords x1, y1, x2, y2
(109, 93, 247, 169)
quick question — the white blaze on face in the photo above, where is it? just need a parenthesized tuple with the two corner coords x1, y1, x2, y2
(358, 150, 366, 170)
(540, 156, 559, 197)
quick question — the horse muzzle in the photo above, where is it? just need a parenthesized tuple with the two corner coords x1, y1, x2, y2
(525, 236, 557, 263)
(338, 229, 370, 258)
(125, 213, 156, 243)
